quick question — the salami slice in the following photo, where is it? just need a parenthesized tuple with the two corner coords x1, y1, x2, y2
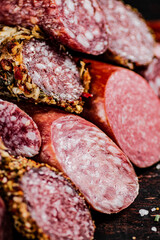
(81, 59, 160, 168)
(0, 99, 41, 157)
(0, 143, 95, 240)
(99, 0, 154, 68)
(21, 105, 139, 214)
(0, 0, 108, 55)
(0, 26, 90, 113)
(140, 57, 160, 98)
(0, 197, 13, 240)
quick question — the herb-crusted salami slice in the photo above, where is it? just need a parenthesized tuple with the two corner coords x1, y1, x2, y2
(0, 142, 95, 240)
(0, 26, 90, 113)
(99, 0, 155, 68)
(0, 0, 109, 55)
(24, 107, 139, 214)
(81, 59, 160, 168)
(0, 99, 41, 157)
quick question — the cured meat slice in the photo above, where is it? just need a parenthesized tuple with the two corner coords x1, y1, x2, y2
(81, 59, 160, 168)
(99, 0, 154, 68)
(0, 142, 95, 240)
(0, 197, 13, 240)
(140, 57, 160, 98)
(0, 0, 108, 55)
(0, 99, 41, 157)
(23, 106, 139, 214)
(0, 26, 90, 113)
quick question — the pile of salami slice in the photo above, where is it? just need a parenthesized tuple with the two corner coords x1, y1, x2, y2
(0, 0, 160, 239)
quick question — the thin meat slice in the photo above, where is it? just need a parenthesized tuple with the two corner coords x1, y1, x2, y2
(0, 197, 13, 240)
(0, 143, 95, 240)
(0, 0, 109, 55)
(0, 26, 90, 113)
(0, 99, 41, 157)
(23, 106, 139, 214)
(81, 59, 160, 168)
(140, 57, 160, 98)
(99, 0, 154, 68)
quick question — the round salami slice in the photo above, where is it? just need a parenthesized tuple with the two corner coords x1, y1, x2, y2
(0, 197, 13, 240)
(26, 107, 139, 214)
(0, 0, 109, 55)
(81, 59, 160, 168)
(0, 26, 90, 113)
(0, 99, 41, 157)
(99, 0, 154, 68)
(140, 57, 160, 98)
(0, 146, 95, 240)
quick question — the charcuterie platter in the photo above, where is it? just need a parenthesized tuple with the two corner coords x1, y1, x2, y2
(0, 1, 160, 240)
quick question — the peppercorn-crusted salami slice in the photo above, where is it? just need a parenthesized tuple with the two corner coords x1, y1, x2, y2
(140, 57, 160, 98)
(0, 142, 95, 240)
(0, 26, 90, 113)
(0, 0, 109, 55)
(23, 107, 139, 214)
(81, 59, 160, 168)
(99, 0, 154, 68)
(0, 99, 41, 157)
(0, 197, 13, 240)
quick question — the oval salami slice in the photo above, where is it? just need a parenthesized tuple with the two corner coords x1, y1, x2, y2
(22, 106, 139, 214)
(0, 144, 95, 240)
(99, 0, 154, 68)
(0, 0, 108, 55)
(0, 26, 90, 113)
(81, 59, 160, 168)
(0, 99, 41, 157)
(0, 197, 13, 240)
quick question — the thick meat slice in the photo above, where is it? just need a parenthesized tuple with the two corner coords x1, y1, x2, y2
(81, 59, 160, 168)
(0, 144, 95, 240)
(0, 26, 90, 113)
(0, 197, 13, 240)
(0, 0, 108, 55)
(0, 99, 41, 157)
(140, 57, 160, 98)
(99, 0, 154, 68)
(23, 106, 139, 214)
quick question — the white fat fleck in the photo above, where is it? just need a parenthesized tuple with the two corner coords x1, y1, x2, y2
(65, 28, 75, 39)
(85, 31, 94, 41)
(26, 131, 36, 141)
(83, 0, 94, 15)
(155, 77, 160, 87)
(156, 163, 160, 170)
(151, 227, 157, 232)
(54, 67, 62, 74)
(21, 117, 30, 125)
(0, 104, 6, 110)
(10, 116, 17, 121)
(36, 63, 46, 70)
(94, 11, 102, 23)
(21, 146, 37, 156)
(139, 209, 149, 217)
(55, 0, 61, 5)
(66, 0, 75, 11)
(151, 207, 156, 212)
(30, 46, 34, 51)
(94, 42, 103, 51)
(108, 145, 121, 155)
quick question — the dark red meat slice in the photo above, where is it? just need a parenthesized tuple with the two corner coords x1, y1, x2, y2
(141, 57, 160, 98)
(0, 197, 13, 240)
(0, 99, 41, 157)
(0, 0, 108, 55)
(22, 39, 83, 101)
(81, 59, 160, 168)
(20, 167, 94, 240)
(99, 0, 154, 67)
(26, 107, 139, 214)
